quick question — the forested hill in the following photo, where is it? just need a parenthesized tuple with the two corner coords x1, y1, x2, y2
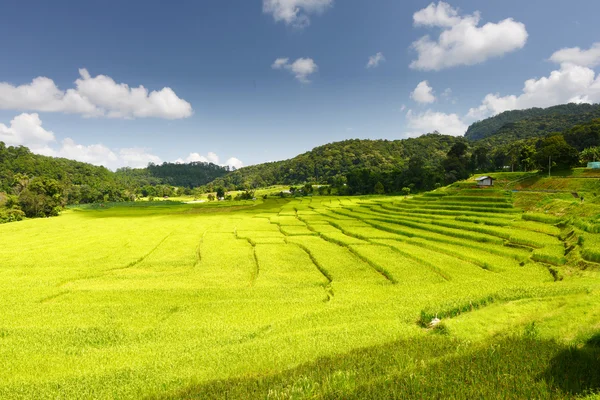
(207, 134, 461, 189)
(0, 142, 230, 212)
(115, 162, 230, 188)
(465, 103, 600, 143)
(0, 143, 116, 193)
(0, 143, 229, 193)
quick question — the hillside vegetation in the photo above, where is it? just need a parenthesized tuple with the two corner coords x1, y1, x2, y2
(0, 143, 229, 220)
(207, 134, 460, 190)
(466, 103, 600, 142)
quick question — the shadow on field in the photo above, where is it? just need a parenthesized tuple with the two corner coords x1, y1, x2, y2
(516, 175, 542, 189)
(149, 335, 600, 400)
(542, 333, 600, 396)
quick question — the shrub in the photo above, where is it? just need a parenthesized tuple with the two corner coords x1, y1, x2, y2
(0, 208, 26, 224)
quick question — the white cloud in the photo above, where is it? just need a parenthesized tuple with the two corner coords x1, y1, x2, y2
(56, 138, 119, 167)
(413, 1, 461, 27)
(175, 152, 243, 169)
(405, 109, 468, 137)
(53, 141, 163, 169)
(117, 148, 162, 168)
(263, 0, 333, 28)
(0, 78, 98, 116)
(0, 113, 162, 169)
(410, 1, 528, 71)
(225, 157, 244, 169)
(0, 69, 193, 119)
(410, 80, 436, 104)
(272, 57, 318, 83)
(271, 58, 290, 69)
(176, 152, 220, 164)
(0, 113, 56, 154)
(549, 42, 600, 68)
(366, 52, 385, 68)
(467, 62, 600, 120)
(400, 104, 406, 112)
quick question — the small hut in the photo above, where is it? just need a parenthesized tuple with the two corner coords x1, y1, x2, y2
(475, 176, 495, 187)
(587, 162, 600, 169)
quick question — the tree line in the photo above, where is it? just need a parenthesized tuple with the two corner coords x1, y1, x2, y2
(340, 119, 599, 195)
(0, 144, 230, 221)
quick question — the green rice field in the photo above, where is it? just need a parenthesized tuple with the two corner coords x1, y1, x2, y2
(1, 190, 600, 399)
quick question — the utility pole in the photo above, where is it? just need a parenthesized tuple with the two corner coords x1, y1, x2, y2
(548, 155, 551, 178)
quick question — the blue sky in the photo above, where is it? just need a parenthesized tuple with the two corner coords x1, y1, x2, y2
(1, 0, 599, 169)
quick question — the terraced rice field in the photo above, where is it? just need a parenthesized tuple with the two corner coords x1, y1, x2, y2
(1, 192, 600, 399)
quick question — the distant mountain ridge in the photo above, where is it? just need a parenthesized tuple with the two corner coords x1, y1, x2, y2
(465, 103, 600, 143)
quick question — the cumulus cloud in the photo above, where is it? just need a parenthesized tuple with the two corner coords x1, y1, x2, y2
(549, 42, 600, 68)
(0, 69, 193, 119)
(175, 152, 243, 169)
(56, 138, 119, 167)
(0, 113, 56, 154)
(225, 157, 244, 169)
(467, 62, 600, 120)
(0, 113, 161, 169)
(405, 109, 468, 137)
(263, 0, 333, 28)
(53, 141, 162, 169)
(0, 78, 98, 116)
(410, 1, 528, 71)
(366, 52, 385, 68)
(175, 152, 220, 164)
(410, 80, 436, 104)
(117, 147, 162, 168)
(271, 58, 290, 69)
(272, 57, 318, 83)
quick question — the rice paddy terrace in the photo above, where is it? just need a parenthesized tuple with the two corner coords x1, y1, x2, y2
(1, 188, 600, 399)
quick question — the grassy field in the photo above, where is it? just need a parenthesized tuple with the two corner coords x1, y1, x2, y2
(1, 188, 600, 399)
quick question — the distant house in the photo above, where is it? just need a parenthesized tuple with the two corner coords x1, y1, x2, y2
(475, 176, 495, 187)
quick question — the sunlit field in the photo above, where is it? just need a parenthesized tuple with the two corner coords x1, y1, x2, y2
(1, 191, 600, 399)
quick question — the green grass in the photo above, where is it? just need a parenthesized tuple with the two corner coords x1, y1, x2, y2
(155, 335, 600, 400)
(1, 194, 600, 399)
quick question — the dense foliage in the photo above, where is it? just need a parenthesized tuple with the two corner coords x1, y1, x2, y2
(116, 162, 229, 188)
(206, 117, 599, 195)
(207, 135, 461, 192)
(0, 143, 230, 220)
(465, 103, 600, 142)
(480, 119, 600, 173)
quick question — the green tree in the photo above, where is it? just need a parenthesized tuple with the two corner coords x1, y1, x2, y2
(535, 134, 579, 172)
(374, 181, 385, 194)
(216, 187, 225, 198)
(443, 142, 470, 183)
(520, 144, 537, 172)
(18, 177, 63, 218)
(401, 187, 411, 196)
(580, 146, 600, 163)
